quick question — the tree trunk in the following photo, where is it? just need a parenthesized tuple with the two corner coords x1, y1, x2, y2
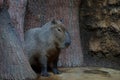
(8, 0, 27, 42)
(0, 4, 36, 80)
(80, 0, 120, 69)
(25, 0, 83, 67)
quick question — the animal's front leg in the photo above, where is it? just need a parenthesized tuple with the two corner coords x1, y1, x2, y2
(39, 55, 50, 77)
(51, 56, 61, 74)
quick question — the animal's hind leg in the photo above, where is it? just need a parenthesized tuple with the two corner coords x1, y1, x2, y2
(39, 55, 50, 77)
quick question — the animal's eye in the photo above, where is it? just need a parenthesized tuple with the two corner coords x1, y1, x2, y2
(57, 28, 61, 32)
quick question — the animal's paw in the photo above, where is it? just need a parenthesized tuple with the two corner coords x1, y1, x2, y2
(41, 72, 50, 77)
(53, 69, 62, 74)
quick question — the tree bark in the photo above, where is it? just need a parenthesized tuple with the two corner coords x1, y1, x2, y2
(8, 0, 27, 42)
(25, 0, 83, 67)
(0, 4, 36, 80)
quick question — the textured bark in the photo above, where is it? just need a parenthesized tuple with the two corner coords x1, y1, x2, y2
(0, 2, 36, 80)
(25, 0, 83, 67)
(0, 8, 36, 80)
(8, 0, 27, 42)
(80, 0, 120, 69)
(0, 0, 3, 8)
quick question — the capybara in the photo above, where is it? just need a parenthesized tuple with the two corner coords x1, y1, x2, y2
(24, 19, 71, 77)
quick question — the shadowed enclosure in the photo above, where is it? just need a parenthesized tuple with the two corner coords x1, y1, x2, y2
(0, 0, 120, 79)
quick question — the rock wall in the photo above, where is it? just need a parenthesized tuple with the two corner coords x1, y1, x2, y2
(80, 0, 120, 69)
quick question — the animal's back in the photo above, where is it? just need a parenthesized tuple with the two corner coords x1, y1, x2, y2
(25, 28, 40, 40)
(24, 28, 40, 57)
(24, 24, 53, 58)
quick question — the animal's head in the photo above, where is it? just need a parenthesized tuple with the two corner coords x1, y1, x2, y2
(50, 19, 71, 49)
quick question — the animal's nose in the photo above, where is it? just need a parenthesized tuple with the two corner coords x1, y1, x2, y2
(65, 42, 71, 47)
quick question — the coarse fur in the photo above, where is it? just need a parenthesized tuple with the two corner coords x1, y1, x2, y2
(24, 19, 71, 77)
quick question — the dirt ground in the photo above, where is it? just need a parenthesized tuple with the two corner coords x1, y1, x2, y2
(37, 67, 120, 80)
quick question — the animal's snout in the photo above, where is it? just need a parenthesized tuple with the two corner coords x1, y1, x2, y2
(64, 32, 71, 48)
(65, 41, 71, 47)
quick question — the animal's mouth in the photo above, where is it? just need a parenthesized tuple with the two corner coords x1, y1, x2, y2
(65, 42, 71, 48)
(59, 41, 71, 49)
(64, 39, 71, 48)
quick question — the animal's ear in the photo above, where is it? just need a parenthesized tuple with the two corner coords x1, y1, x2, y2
(51, 19, 57, 24)
(60, 19, 64, 23)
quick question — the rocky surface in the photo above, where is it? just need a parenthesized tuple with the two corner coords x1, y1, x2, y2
(80, 0, 120, 58)
(80, 0, 120, 69)
(37, 67, 120, 80)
